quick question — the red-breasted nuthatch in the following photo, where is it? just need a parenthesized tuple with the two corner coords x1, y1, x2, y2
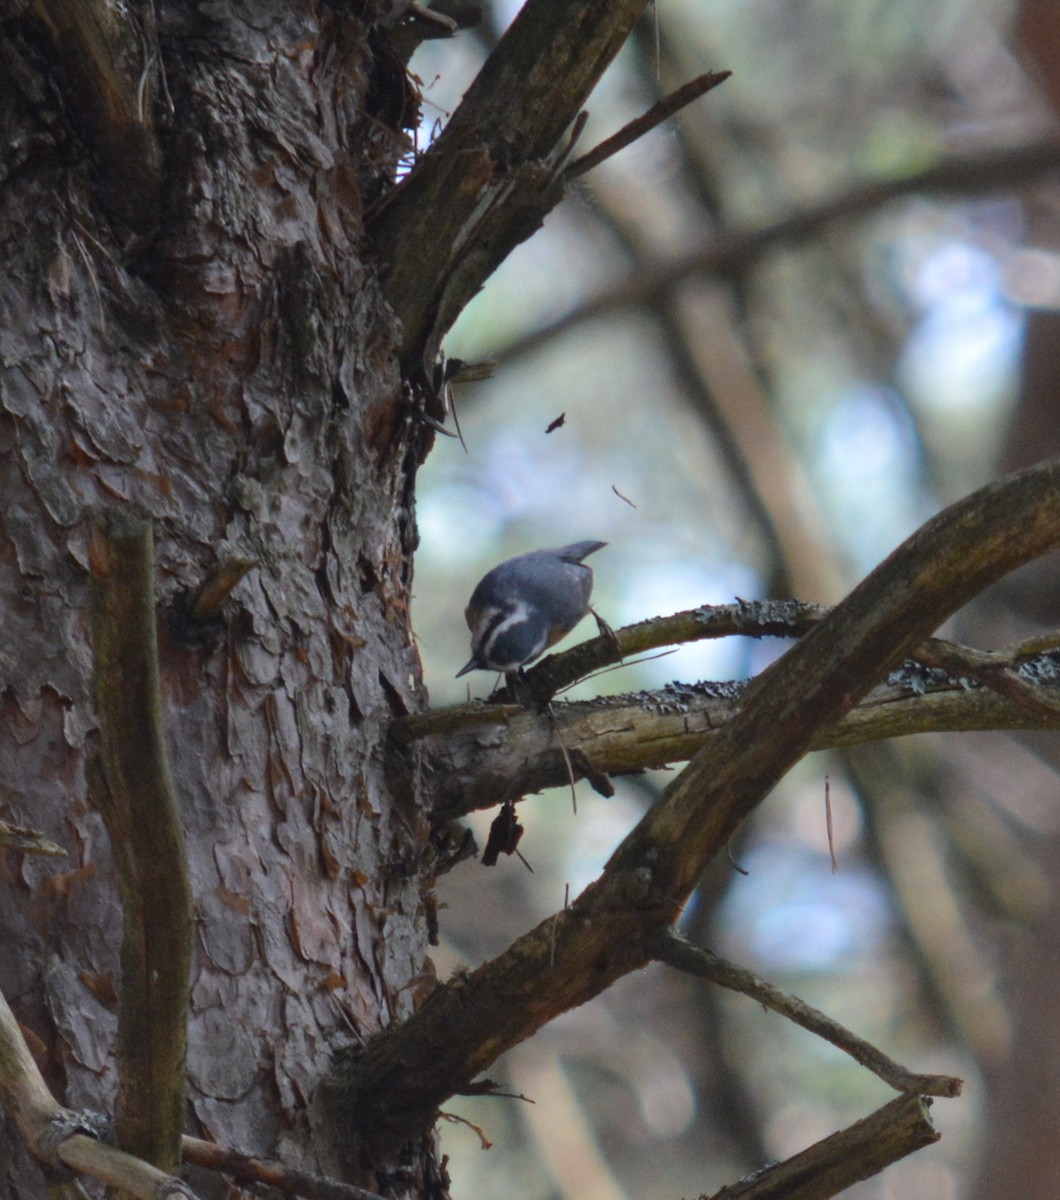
(456, 540, 607, 677)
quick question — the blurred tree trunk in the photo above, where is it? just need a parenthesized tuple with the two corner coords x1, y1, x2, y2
(0, 3, 436, 1194)
(970, 6, 1060, 1194)
(968, 311, 1060, 1200)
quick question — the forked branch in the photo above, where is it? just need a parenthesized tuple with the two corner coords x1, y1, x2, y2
(0, 987, 197, 1199)
(370, 0, 731, 377)
(393, 608, 1060, 819)
(334, 456, 1060, 1158)
(371, 0, 652, 368)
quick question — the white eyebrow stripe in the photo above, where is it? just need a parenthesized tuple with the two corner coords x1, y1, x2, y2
(479, 600, 529, 659)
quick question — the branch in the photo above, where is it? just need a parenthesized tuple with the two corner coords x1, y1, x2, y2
(180, 1136, 388, 1200)
(498, 137, 1060, 365)
(89, 513, 192, 1174)
(369, 0, 654, 371)
(0, 819, 66, 856)
(0, 987, 198, 1199)
(703, 1094, 940, 1200)
(652, 934, 961, 1098)
(605, 458, 1060, 893)
(423, 672, 1060, 818)
(916, 636, 1060, 716)
(565, 70, 732, 179)
(332, 457, 1060, 1155)
(394, 599, 829, 729)
(393, 609, 1060, 819)
(28, 0, 163, 230)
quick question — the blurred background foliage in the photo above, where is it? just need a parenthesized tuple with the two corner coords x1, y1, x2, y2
(408, 1, 1060, 1196)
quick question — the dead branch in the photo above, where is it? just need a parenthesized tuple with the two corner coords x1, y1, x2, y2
(88, 513, 192, 1174)
(703, 1094, 940, 1200)
(181, 1136, 387, 1200)
(652, 934, 962, 1098)
(183, 557, 255, 623)
(330, 457, 1060, 1157)
(565, 70, 732, 179)
(0, 987, 198, 1199)
(0, 820, 66, 856)
(423, 674, 1060, 819)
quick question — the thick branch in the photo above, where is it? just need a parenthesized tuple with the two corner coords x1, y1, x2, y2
(369, 0, 653, 369)
(395, 613, 1060, 819)
(607, 458, 1060, 896)
(333, 457, 1060, 1155)
(89, 513, 192, 1174)
(424, 673, 1060, 817)
(28, 0, 163, 230)
(704, 1094, 940, 1200)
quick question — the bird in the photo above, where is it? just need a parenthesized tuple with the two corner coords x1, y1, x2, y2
(456, 541, 607, 678)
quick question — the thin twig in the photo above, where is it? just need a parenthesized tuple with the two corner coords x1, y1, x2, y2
(652, 933, 962, 1098)
(437, 1112, 493, 1150)
(551, 646, 676, 695)
(0, 820, 66, 856)
(554, 109, 590, 176)
(546, 701, 578, 813)
(565, 70, 732, 179)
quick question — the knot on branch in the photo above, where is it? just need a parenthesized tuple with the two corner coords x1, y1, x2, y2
(36, 1109, 109, 1176)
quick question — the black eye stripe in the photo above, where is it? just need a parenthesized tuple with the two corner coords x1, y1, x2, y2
(479, 608, 510, 644)
(478, 602, 528, 652)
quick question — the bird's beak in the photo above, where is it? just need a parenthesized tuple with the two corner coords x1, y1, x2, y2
(455, 658, 479, 678)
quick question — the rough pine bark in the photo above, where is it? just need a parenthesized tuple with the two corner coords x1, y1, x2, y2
(0, 3, 438, 1194)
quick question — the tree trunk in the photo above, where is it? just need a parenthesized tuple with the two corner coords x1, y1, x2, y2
(1, 3, 435, 1192)
(7, 5, 1057, 1199)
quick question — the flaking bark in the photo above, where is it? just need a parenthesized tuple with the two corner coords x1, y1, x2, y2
(0, 4, 428, 1192)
